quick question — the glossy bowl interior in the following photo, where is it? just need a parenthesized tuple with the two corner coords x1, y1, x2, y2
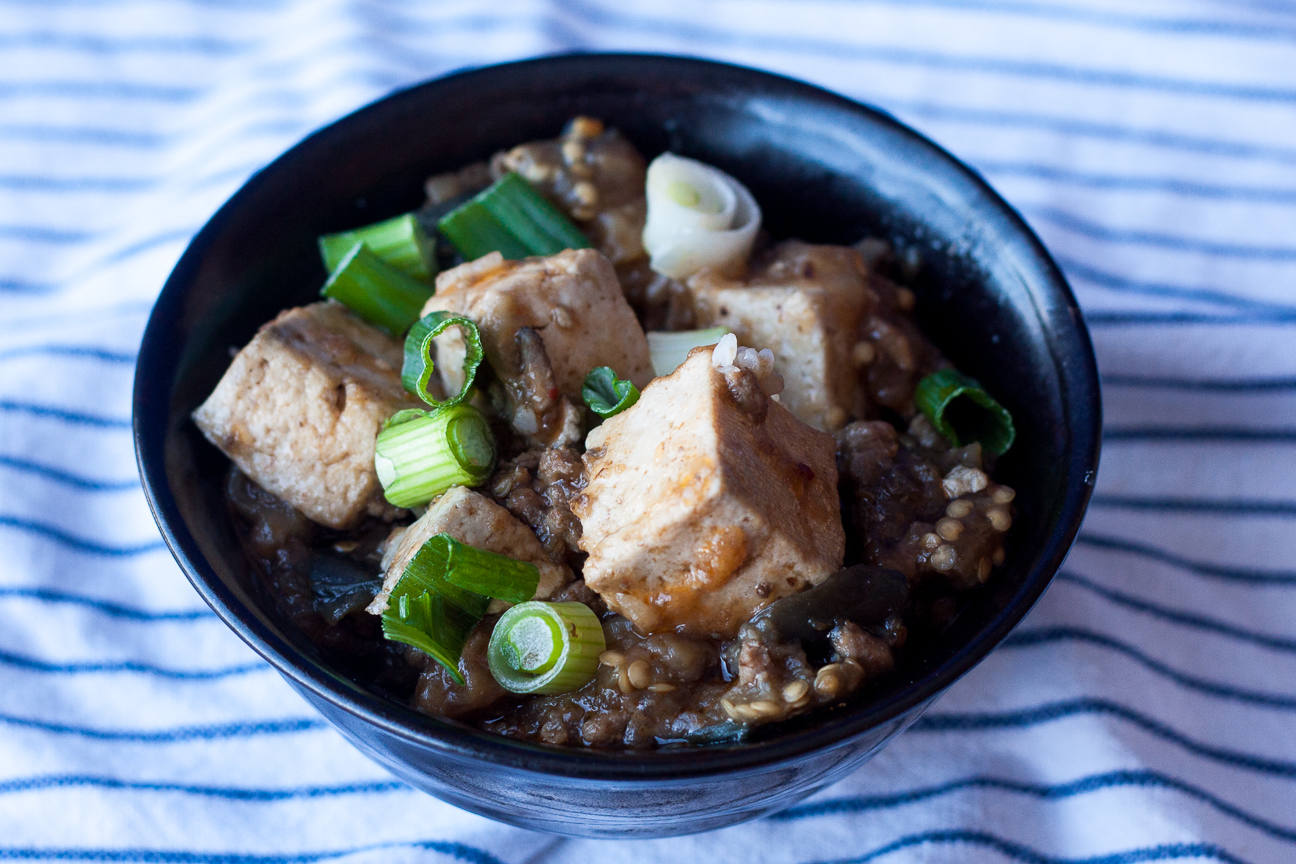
(134, 53, 1100, 837)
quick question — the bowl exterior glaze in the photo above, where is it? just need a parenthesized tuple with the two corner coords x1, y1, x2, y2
(134, 53, 1100, 838)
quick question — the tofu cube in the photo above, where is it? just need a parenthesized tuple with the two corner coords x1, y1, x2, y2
(192, 301, 417, 529)
(422, 248, 653, 401)
(685, 241, 872, 431)
(367, 486, 571, 615)
(573, 348, 844, 638)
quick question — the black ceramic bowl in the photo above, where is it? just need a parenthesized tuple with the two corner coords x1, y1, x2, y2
(134, 53, 1100, 838)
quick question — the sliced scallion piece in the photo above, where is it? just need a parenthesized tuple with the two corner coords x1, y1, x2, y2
(387, 531, 491, 620)
(318, 213, 438, 283)
(374, 405, 495, 508)
(320, 242, 433, 335)
(915, 368, 1016, 456)
(401, 311, 484, 408)
(646, 326, 731, 377)
(439, 172, 590, 261)
(442, 536, 540, 605)
(487, 602, 605, 695)
(381, 591, 474, 685)
(582, 366, 640, 418)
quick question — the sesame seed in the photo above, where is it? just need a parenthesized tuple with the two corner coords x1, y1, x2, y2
(921, 532, 942, 551)
(750, 700, 781, 718)
(782, 680, 810, 704)
(946, 499, 973, 519)
(977, 557, 992, 582)
(931, 544, 957, 571)
(598, 651, 625, 667)
(814, 665, 843, 697)
(936, 517, 964, 541)
(627, 659, 653, 689)
(617, 666, 634, 694)
(992, 486, 1016, 504)
(986, 508, 1012, 532)
(720, 698, 741, 720)
(648, 683, 677, 693)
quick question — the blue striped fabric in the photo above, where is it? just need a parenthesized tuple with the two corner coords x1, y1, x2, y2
(1, 0, 1293, 861)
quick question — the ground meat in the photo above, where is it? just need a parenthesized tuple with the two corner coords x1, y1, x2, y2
(410, 620, 508, 719)
(488, 447, 586, 568)
(835, 420, 1014, 592)
(853, 272, 944, 417)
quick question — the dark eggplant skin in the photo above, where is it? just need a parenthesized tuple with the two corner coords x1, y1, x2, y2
(751, 565, 910, 646)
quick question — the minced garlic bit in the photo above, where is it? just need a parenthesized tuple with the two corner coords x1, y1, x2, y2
(712, 334, 785, 397)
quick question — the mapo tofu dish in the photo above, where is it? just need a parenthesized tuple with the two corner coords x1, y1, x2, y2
(195, 117, 1017, 749)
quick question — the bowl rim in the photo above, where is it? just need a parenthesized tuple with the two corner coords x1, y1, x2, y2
(134, 50, 1100, 781)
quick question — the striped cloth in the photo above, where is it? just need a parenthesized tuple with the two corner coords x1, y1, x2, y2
(2, 1, 1294, 862)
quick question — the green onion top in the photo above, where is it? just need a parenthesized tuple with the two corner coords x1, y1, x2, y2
(320, 242, 433, 335)
(486, 601, 605, 695)
(379, 533, 543, 684)
(914, 368, 1016, 456)
(318, 213, 438, 283)
(582, 366, 641, 418)
(438, 172, 590, 262)
(401, 311, 484, 408)
(374, 405, 495, 508)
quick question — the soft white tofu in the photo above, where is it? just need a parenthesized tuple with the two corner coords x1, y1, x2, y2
(573, 348, 844, 638)
(422, 248, 654, 402)
(685, 241, 873, 431)
(367, 486, 572, 615)
(192, 301, 417, 529)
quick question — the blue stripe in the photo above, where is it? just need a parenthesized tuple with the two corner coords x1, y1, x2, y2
(894, 101, 1296, 167)
(0, 81, 200, 101)
(1031, 206, 1296, 260)
(557, 0, 1296, 104)
(1056, 255, 1295, 313)
(1086, 311, 1296, 326)
(0, 32, 248, 54)
(0, 300, 151, 335)
(0, 227, 197, 293)
(979, 160, 1296, 204)
(0, 587, 214, 621)
(0, 344, 135, 364)
(803, 832, 1249, 864)
(0, 713, 326, 741)
(1058, 571, 1296, 652)
(1103, 427, 1296, 442)
(0, 175, 153, 193)
(1089, 495, 1296, 517)
(0, 840, 505, 864)
(0, 647, 266, 679)
(0, 225, 93, 242)
(0, 517, 166, 557)
(1074, 533, 1296, 585)
(1002, 627, 1296, 710)
(774, 769, 1296, 844)
(0, 456, 140, 491)
(0, 400, 130, 427)
(913, 698, 1296, 779)
(0, 775, 406, 800)
(1102, 375, 1296, 392)
(0, 124, 163, 146)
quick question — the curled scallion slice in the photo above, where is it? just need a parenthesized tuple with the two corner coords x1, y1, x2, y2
(641, 153, 761, 279)
(487, 602, 605, 695)
(402, 311, 484, 408)
(374, 405, 495, 508)
(915, 368, 1016, 456)
(582, 366, 640, 418)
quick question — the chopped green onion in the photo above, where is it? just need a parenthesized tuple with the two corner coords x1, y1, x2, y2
(487, 602, 605, 695)
(582, 366, 640, 418)
(318, 213, 438, 283)
(401, 311, 484, 408)
(374, 404, 495, 508)
(442, 536, 540, 605)
(646, 326, 731, 377)
(438, 172, 591, 261)
(379, 533, 543, 683)
(381, 591, 474, 685)
(915, 368, 1016, 456)
(320, 242, 433, 335)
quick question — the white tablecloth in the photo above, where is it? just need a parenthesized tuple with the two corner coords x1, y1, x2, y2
(2, 1, 1294, 861)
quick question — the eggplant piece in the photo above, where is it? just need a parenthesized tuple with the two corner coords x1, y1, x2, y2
(751, 564, 909, 646)
(309, 553, 383, 624)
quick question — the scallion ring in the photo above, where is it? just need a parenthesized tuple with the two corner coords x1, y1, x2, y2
(487, 602, 605, 695)
(374, 404, 495, 508)
(318, 213, 438, 283)
(914, 368, 1016, 456)
(320, 242, 432, 335)
(402, 311, 485, 408)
